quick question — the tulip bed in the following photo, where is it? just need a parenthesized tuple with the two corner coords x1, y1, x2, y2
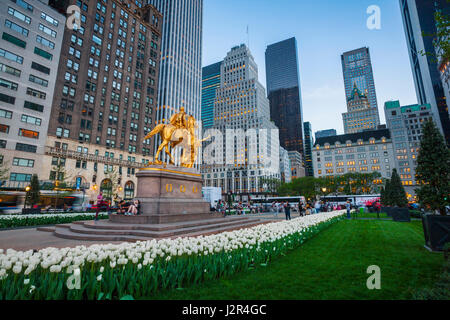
(0, 213, 109, 229)
(0, 211, 344, 300)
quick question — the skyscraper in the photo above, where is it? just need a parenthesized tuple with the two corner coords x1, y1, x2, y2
(399, 0, 450, 144)
(303, 122, 314, 176)
(0, 0, 65, 188)
(201, 61, 222, 129)
(265, 37, 304, 156)
(341, 47, 380, 134)
(202, 44, 280, 197)
(46, 0, 162, 201)
(147, 0, 203, 159)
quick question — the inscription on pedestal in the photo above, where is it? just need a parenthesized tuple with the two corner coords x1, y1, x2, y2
(129, 165, 213, 224)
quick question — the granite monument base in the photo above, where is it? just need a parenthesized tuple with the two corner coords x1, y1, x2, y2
(109, 165, 214, 224)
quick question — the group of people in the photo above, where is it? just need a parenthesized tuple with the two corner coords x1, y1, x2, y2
(271, 200, 347, 218)
(94, 191, 140, 221)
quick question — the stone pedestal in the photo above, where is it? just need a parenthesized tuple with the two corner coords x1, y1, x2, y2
(110, 165, 212, 224)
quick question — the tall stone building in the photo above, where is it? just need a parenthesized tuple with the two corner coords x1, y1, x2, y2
(342, 84, 380, 134)
(0, 0, 65, 188)
(384, 100, 440, 198)
(279, 146, 291, 183)
(288, 150, 305, 179)
(45, 0, 162, 201)
(202, 44, 280, 199)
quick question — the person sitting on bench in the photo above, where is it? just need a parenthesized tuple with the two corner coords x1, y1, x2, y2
(116, 199, 128, 214)
(125, 199, 139, 216)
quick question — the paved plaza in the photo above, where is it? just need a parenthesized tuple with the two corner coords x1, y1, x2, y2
(0, 212, 289, 251)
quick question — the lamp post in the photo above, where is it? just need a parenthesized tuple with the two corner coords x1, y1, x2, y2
(321, 187, 327, 200)
(25, 185, 31, 208)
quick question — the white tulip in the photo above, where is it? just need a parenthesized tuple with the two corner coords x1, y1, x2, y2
(12, 265, 22, 274)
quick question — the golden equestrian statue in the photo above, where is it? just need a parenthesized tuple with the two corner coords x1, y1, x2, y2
(143, 107, 209, 168)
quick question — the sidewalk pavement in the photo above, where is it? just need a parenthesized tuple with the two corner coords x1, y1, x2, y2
(0, 228, 123, 251)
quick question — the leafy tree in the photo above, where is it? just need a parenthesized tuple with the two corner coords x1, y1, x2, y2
(390, 168, 408, 207)
(415, 119, 450, 215)
(420, 1, 450, 64)
(50, 161, 73, 208)
(278, 176, 321, 200)
(0, 155, 9, 187)
(103, 167, 122, 200)
(25, 174, 40, 208)
(259, 176, 282, 195)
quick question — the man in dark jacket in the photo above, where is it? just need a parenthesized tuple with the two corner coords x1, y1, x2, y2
(285, 202, 291, 220)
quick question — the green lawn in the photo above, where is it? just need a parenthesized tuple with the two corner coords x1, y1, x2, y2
(145, 219, 444, 300)
(353, 212, 389, 219)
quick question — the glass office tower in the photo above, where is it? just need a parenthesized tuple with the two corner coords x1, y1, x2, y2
(265, 37, 304, 157)
(147, 0, 203, 162)
(201, 61, 222, 129)
(341, 47, 380, 133)
(303, 122, 314, 176)
(399, 0, 450, 144)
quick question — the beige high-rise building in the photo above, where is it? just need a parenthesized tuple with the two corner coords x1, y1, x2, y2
(0, 0, 65, 189)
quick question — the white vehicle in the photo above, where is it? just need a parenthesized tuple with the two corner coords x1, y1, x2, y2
(320, 195, 380, 206)
(202, 187, 222, 208)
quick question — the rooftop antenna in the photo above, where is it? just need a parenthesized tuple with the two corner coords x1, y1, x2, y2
(246, 25, 249, 48)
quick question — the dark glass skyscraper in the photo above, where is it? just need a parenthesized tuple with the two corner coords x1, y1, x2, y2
(201, 61, 222, 129)
(303, 122, 314, 176)
(265, 37, 304, 157)
(399, 0, 450, 144)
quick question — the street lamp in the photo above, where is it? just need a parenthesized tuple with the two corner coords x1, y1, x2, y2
(321, 187, 327, 193)
(25, 185, 31, 192)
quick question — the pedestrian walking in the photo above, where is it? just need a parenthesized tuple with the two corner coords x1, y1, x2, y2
(314, 201, 321, 214)
(345, 200, 351, 219)
(273, 201, 279, 217)
(284, 202, 291, 220)
(95, 191, 104, 221)
(298, 201, 304, 217)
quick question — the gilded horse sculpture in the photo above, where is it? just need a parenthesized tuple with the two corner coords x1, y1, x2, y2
(143, 108, 208, 167)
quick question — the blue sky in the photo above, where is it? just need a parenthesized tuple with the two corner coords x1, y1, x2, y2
(202, 0, 418, 135)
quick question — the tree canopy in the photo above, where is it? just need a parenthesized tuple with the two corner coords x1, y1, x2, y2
(277, 172, 383, 200)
